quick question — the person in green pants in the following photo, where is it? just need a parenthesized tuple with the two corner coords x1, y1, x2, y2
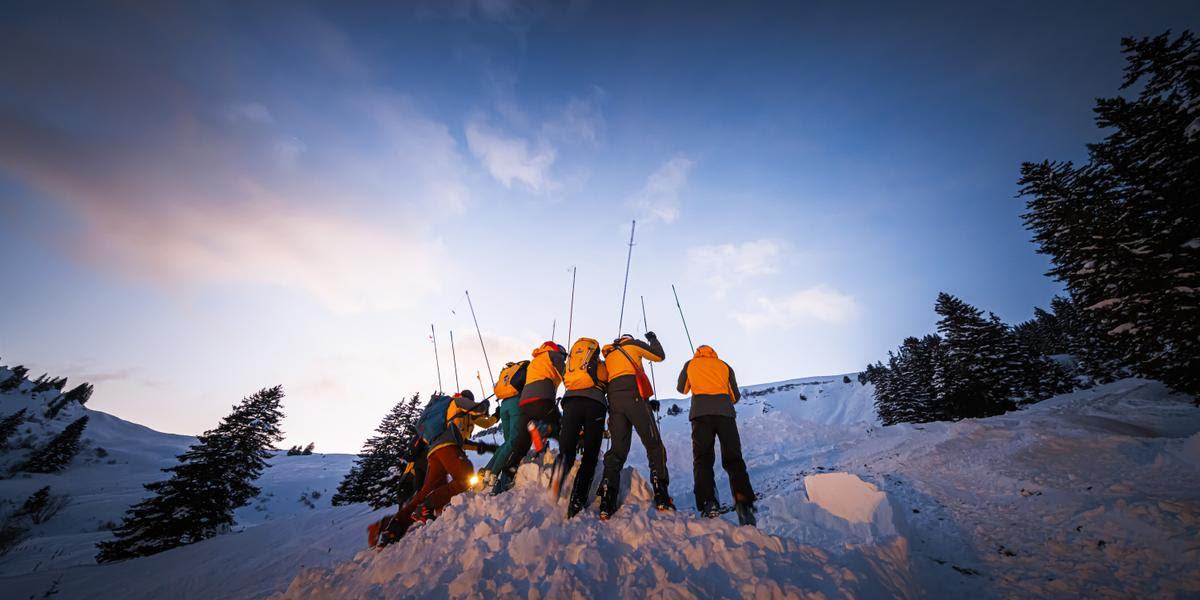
(481, 360, 528, 484)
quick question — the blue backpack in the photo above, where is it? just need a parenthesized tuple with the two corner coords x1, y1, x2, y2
(417, 394, 454, 444)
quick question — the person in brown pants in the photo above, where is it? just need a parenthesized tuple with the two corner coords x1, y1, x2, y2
(378, 390, 495, 545)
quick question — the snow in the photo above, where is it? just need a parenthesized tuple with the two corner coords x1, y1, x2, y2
(3, 367, 1199, 599)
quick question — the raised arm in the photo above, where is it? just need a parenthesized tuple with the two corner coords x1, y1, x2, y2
(677, 360, 691, 394)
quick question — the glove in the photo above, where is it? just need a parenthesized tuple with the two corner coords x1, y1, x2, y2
(475, 442, 499, 455)
(645, 331, 657, 340)
(649, 399, 661, 412)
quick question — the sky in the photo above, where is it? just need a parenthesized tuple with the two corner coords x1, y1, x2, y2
(2, 1, 1196, 452)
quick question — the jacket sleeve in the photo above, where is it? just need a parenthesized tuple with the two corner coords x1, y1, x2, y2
(597, 361, 609, 383)
(550, 350, 566, 376)
(677, 360, 691, 394)
(632, 337, 665, 363)
(727, 363, 740, 403)
(512, 363, 528, 391)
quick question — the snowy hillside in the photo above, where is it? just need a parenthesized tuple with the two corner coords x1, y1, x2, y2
(2, 364, 1198, 598)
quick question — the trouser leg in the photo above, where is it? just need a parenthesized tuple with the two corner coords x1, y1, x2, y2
(422, 446, 476, 510)
(691, 416, 718, 509)
(630, 400, 669, 489)
(484, 397, 521, 473)
(571, 401, 607, 502)
(600, 408, 632, 487)
(715, 416, 755, 504)
(558, 400, 586, 479)
(502, 409, 535, 473)
(396, 448, 449, 527)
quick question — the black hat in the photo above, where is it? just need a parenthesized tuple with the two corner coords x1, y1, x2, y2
(460, 389, 475, 401)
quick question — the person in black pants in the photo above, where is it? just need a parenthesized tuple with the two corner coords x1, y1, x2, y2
(677, 344, 757, 526)
(492, 341, 566, 495)
(554, 338, 609, 518)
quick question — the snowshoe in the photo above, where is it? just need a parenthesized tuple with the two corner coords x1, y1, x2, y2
(734, 502, 757, 527)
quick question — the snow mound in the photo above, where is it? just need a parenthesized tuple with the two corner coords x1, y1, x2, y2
(760, 472, 898, 547)
(275, 464, 912, 599)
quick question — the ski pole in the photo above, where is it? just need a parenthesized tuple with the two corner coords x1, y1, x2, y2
(671, 284, 696, 354)
(431, 324, 444, 393)
(450, 330, 460, 392)
(551, 319, 556, 344)
(567, 266, 576, 344)
(640, 295, 658, 401)
(465, 290, 496, 392)
(618, 220, 636, 336)
(641, 295, 661, 426)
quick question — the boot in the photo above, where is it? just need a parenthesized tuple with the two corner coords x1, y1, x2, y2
(734, 501, 757, 527)
(597, 479, 619, 521)
(652, 479, 675, 512)
(699, 500, 721, 519)
(491, 468, 515, 496)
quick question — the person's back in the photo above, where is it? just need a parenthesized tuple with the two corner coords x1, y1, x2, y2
(677, 345, 756, 526)
(556, 337, 609, 517)
(492, 341, 566, 495)
(597, 332, 671, 518)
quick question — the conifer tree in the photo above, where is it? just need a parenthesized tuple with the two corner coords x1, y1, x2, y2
(0, 409, 28, 449)
(934, 293, 1017, 419)
(332, 393, 422, 508)
(95, 386, 285, 562)
(1020, 31, 1200, 402)
(63, 383, 94, 406)
(18, 416, 89, 474)
(0, 367, 28, 393)
(302, 442, 315, 455)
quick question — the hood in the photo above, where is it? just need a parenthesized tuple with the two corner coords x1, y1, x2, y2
(694, 345, 718, 359)
(532, 341, 564, 357)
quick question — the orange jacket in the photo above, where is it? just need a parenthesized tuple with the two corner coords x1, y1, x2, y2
(679, 345, 738, 399)
(602, 336, 665, 380)
(520, 341, 566, 402)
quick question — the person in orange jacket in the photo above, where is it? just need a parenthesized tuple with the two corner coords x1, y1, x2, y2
(492, 341, 566, 495)
(597, 332, 671, 518)
(377, 390, 496, 545)
(554, 337, 609, 518)
(676, 345, 756, 526)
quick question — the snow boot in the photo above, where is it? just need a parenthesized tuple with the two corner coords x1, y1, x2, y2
(653, 480, 675, 512)
(491, 468, 515, 496)
(735, 501, 757, 527)
(699, 500, 721, 519)
(374, 514, 411, 548)
(597, 479, 619, 521)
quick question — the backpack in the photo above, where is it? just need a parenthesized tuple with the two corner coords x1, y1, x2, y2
(564, 338, 601, 391)
(416, 394, 454, 444)
(494, 361, 529, 399)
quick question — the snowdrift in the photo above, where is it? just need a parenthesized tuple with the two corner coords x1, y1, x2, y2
(275, 464, 914, 599)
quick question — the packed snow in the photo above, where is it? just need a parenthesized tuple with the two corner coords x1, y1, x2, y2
(2, 365, 1198, 599)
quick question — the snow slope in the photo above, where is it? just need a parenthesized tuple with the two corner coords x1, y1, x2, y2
(3, 365, 1198, 599)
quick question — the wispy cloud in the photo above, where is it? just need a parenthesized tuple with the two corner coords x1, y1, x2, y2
(0, 6, 465, 314)
(687, 239, 784, 298)
(465, 119, 559, 193)
(628, 155, 693, 225)
(733, 286, 859, 329)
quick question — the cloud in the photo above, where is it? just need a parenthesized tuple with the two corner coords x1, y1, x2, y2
(733, 286, 859, 329)
(541, 86, 606, 146)
(465, 119, 558, 192)
(627, 155, 693, 225)
(0, 7, 466, 314)
(687, 239, 785, 298)
(223, 102, 274, 125)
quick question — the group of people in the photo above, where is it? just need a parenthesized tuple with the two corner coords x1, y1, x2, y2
(373, 332, 757, 547)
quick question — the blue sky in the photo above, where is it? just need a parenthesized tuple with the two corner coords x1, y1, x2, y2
(2, 1, 1195, 451)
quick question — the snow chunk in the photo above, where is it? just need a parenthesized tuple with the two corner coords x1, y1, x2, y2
(761, 472, 898, 547)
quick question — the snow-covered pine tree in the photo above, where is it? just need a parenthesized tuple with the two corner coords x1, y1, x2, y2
(63, 383, 94, 406)
(0, 366, 28, 392)
(934, 293, 1018, 419)
(1020, 31, 1200, 402)
(94, 386, 285, 562)
(0, 409, 28, 449)
(302, 442, 315, 455)
(332, 392, 422, 508)
(18, 415, 89, 473)
(863, 334, 947, 425)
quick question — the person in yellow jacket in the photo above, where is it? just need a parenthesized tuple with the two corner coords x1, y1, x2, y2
(597, 332, 671, 518)
(676, 345, 756, 526)
(554, 338, 609, 518)
(378, 390, 497, 545)
(492, 341, 566, 495)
